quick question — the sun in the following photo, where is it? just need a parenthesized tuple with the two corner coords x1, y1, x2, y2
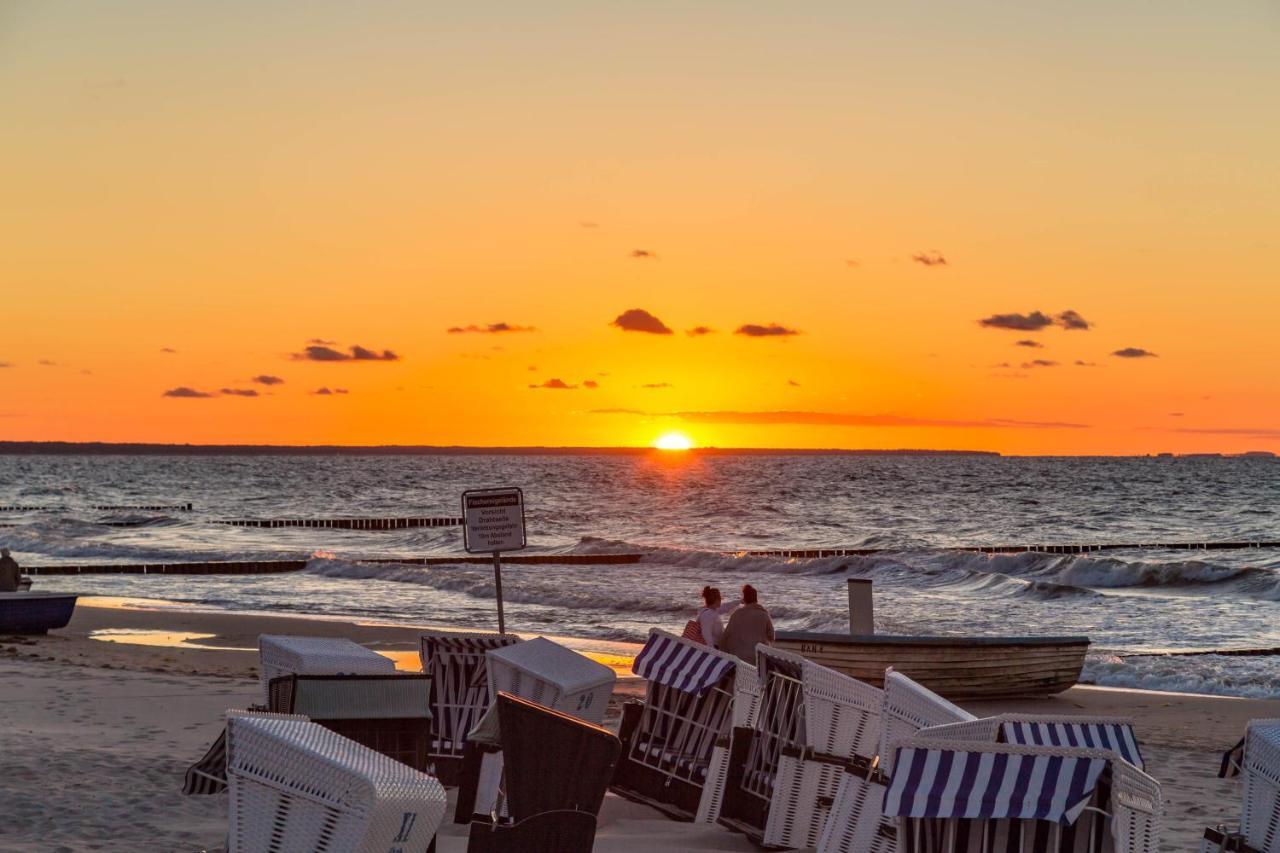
(653, 431, 694, 451)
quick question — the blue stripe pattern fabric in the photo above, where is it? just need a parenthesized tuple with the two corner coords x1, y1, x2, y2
(882, 746, 1108, 825)
(1000, 720, 1144, 770)
(632, 631, 736, 696)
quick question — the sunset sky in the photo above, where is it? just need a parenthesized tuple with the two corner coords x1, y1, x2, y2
(2, 2, 1277, 453)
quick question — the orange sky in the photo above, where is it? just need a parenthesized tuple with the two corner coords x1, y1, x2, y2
(1, 2, 1277, 453)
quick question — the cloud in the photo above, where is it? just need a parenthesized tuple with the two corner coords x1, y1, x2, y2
(1014, 340, 1043, 348)
(447, 323, 536, 334)
(978, 311, 1054, 331)
(1169, 412, 1184, 417)
(1166, 426, 1280, 438)
(252, 375, 285, 386)
(686, 326, 715, 337)
(1074, 360, 1098, 367)
(630, 249, 656, 259)
(787, 379, 801, 387)
(293, 344, 400, 362)
(312, 387, 349, 395)
(583, 380, 599, 389)
(37, 359, 57, 367)
(220, 388, 259, 397)
(579, 221, 599, 228)
(0, 362, 13, 368)
(911, 251, 947, 267)
(529, 378, 577, 389)
(845, 260, 860, 268)
(160, 347, 177, 354)
(611, 309, 673, 335)
(735, 323, 800, 338)
(1056, 309, 1091, 331)
(1020, 359, 1058, 368)
(591, 409, 1088, 429)
(308, 338, 336, 345)
(589, 408, 647, 415)
(1112, 347, 1157, 359)
(162, 387, 214, 399)
(639, 382, 672, 389)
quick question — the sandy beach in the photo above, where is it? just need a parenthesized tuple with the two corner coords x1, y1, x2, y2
(2, 598, 1277, 852)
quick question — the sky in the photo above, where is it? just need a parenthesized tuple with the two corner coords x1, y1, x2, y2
(1, 1, 1278, 453)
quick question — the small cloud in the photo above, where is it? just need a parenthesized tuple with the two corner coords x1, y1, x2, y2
(579, 221, 599, 228)
(293, 344, 399, 362)
(589, 408, 646, 415)
(1112, 347, 1157, 359)
(787, 379, 801, 387)
(845, 259, 860, 268)
(162, 387, 214, 399)
(911, 251, 947, 267)
(447, 323, 536, 334)
(978, 311, 1054, 332)
(735, 323, 800, 338)
(528, 365, 538, 371)
(37, 359, 57, 367)
(220, 388, 259, 397)
(312, 387, 349, 395)
(1074, 360, 1098, 367)
(160, 347, 177, 354)
(350, 345, 398, 361)
(530, 378, 578, 390)
(612, 308, 673, 335)
(1170, 412, 1184, 417)
(686, 326, 715, 337)
(1020, 359, 1058, 368)
(639, 382, 672, 389)
(583, 379, 599, 389)
(0, 362, 13, 368)
(308, 338, 336, 345)
(1014, 340, 1043, 348)
(1056, 310, 1091, 331)
(252, 375, 285, 386)
(630, 249, 656, 259)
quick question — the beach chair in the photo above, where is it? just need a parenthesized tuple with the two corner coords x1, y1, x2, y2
(267, 673, 433, 772)
(182, 710, 306, 796)
(485, 636, 616, 725)
(918, 713, 1146, 769)
(817, 668, 977, 853)
(418, 630, 520, 784)
(465, 692, 621, 853)
(882, 737, 1162, 853)
(1200, 720, 1280, 853)
(226, 712, 447, 853)
(718, 644, 884, 849)
(610, 628, 759, 822)
(257, 634, 395, 703)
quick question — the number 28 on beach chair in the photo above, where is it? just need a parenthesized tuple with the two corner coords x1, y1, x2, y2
(882, 737, 1162, 853)
(718, 644, 884, 849)
(418, 630, 520, 784)
(818, 669, 977, 853)
(1201, 719, 1280, 853)
(610, 628, 760, 822)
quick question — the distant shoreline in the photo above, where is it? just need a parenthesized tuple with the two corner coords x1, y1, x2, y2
(0, 441, 1003, 456)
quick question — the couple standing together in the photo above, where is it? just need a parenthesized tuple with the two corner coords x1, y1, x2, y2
(688, 583, 775, 662)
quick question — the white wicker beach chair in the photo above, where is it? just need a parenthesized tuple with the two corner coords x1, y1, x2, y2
(1201, 719, 1280, 853)
(883, 737, 1162, 853)
(918, 713, 1146, 769)
(485, 636, 616, 725)
(257, 635, 395, 703)
(608, 628, 759, 822)
(817, 668, 977, 853)
(718, 644, 884, 849)
(418, 630, 520, 783)
(226, 713, 447, 853)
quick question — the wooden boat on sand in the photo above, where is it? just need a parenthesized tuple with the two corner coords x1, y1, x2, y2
(0, 592, 78, 635)
(774, 631, 1089, 700)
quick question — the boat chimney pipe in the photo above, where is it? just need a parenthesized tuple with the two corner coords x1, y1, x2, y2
(848, 578, 874, 636)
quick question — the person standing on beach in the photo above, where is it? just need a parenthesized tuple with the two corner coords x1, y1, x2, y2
(0, 549, 20, 592)
(690, 586, 739, 648)
(719, 584, 775, 662)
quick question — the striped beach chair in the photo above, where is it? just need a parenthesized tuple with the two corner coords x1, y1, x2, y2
(883, 737, 1162, 853)
(1201, 720, 1280, 853)
(611, 628, 759, 822)
(918, 714, 1145, 770)
(419, 630, 520, 785)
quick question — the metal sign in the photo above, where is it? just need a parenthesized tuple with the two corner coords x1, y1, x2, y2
(461, 487, 527, 634)
(462, 488, 526, 554)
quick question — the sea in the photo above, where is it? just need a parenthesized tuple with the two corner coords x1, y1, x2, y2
(2, 453, 1278, 699)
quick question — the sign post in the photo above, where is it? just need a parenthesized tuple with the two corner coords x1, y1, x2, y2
(461, 487, 527, 634)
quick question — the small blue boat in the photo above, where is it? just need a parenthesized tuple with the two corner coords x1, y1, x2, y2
(0, 592, 78, 635)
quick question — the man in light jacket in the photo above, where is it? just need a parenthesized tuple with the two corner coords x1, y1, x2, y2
(719, 584, 775, 662)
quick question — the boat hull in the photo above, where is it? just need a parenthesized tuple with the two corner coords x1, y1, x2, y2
(0, 593, 78, 635)
(774, 631, 1089, 700)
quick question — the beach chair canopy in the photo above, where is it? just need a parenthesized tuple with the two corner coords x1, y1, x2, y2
(632, 628, 738, 696)
(999, 719, 1143, 770)
(257, 634, 395, 700)
(419, 630, 519, 673)
(487, 637, 614, 695)
(883, 743, 1112, 825)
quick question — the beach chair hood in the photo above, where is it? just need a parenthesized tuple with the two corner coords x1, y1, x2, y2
(632, 629, 738, 696)
(487, 637, 614, 695)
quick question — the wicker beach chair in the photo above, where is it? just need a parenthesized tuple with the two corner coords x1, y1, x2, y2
(465, 692, 621, 853)
(917, 713, 1146, 768)
(226, 712, 447, 853)
(882, 737, 1162, 853)
(267, 673, 433, 772)
(1200, 720, 1280, 853)
(418, 630, 520, 785)
(257, 634, 395, 703)
(183, 710, 307, 796)
(485, 636, 616, 725)
(817, 668, 977, 853)
(718, 644, 884, 849)
(610, 629, 760, 821)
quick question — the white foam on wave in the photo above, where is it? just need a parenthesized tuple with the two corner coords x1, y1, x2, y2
(1083, 653, 1280, 700)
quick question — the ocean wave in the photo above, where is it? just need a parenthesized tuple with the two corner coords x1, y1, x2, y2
(1083, 654, 1280, 700)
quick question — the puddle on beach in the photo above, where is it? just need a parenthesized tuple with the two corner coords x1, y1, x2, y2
(89, 628, 255, 652)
